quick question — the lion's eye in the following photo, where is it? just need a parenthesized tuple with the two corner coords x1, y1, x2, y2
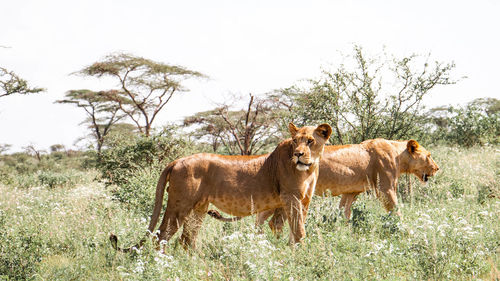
(307, 139, 314, 145)
(293, 139, 298, 144)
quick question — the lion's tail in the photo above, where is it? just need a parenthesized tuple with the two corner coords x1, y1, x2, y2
(207, 210, 243, 222)
(109, 161, 176, 252)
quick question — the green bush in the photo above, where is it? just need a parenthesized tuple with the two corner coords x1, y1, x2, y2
(0, 149, 90, 190)
(38, 171, 78, 189)
(427, 98, 500, 147)
(16, 173, 40, 189)
(448, 104, 499, 147)
(96, 127, 200, 213)
(110, 168, 161, 216)
(0, 208, 50, 280)
(0, 165, 15, 186)
(97, 127, 196, 187)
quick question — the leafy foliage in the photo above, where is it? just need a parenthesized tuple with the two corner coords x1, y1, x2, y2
(95, 126, 200, 214)
(184, 94, 284, 155)
(0, 148, 92, 188)
(427, 98, 500, 146)
(0, 67, 44, 98)
(96, 126, 195, 186)
(76, 53, 206, 136)
(282, 46, 456, 144)
(56, 89, 128, 153)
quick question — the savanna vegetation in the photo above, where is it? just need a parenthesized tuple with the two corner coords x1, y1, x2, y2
(1, 46, 498, 280)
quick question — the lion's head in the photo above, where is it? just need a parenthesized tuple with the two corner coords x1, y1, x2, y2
(288, 122, 332, 171)
(406, 140, 440, 183)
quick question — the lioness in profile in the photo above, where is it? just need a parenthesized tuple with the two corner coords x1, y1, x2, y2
(210, 139, 439, 235)
(110, 123, 332, 250)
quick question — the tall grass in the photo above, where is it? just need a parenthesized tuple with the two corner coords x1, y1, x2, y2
(0, 146, 498, 280)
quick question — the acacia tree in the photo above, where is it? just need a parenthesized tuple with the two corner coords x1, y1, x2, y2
(184, 94, 282, 155)
(183, 110, 229, 152)
(0, 144, 11, 155)
(0, 67, 44, 98)
(56, 89, 127, 154)
(23, 144, 45, 161)
(286, 46, 457, 144)
(76, 53, 206, 136)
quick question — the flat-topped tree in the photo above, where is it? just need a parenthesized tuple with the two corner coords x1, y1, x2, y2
(184, 94, 283, 155)
(77, 53, 206, 136)
(56, 89, 127, 154)
(0, 67, 44, 98)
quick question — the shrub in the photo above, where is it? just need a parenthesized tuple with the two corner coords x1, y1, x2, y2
(96, 126, 200, 213)
(0, 209, 50, 280)
(97, 127, 197, 187)
(38, 171, 77, 189)
(110, 168, 161, 216)
(427, 98, 500, 147)
(448, 104, 499, 147)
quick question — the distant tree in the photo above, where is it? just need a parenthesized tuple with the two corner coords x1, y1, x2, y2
(284, 46, 457, 144)
(93, 123, 139, 150)
(427, 106, 453, 130)
(428, 97, 500, 146)
(469, 97, 500, 116)
(76, 53, 206, 136)
(49, 144, 66, 153)
(56, 89, 128, 154)
(183, 109, 229, 152)
(184, 94, 282, 155)
(23, 144, 45, 161)
(0, 144, 11, 155)
(0, 67, 44, 98)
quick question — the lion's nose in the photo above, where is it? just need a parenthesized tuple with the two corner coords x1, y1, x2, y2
(294, 152, 304, 157)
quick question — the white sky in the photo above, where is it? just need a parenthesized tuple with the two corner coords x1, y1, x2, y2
(1, 0, 499, 152)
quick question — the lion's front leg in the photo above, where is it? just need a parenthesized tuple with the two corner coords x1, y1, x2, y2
(268, 208, 286, 238)
(281, 193, 306, 244)
(378, 175, 401, 216)
(300, 186, 315, 222)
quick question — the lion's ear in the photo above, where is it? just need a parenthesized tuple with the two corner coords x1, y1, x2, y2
(407, 139, 420, 154)
(288, 122, 299, 137)
(314, 123, 332, 141)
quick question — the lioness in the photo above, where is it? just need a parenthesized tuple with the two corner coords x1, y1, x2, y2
(110, 123, 332, 250)
(210, 139, 439, 235)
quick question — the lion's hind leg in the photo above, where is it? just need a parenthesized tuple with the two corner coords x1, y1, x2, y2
(156, 200, 191, 250)
(180, 201, 209, 249)
(256, 209, 274, 230)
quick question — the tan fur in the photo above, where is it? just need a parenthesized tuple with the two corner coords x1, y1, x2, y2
(261, 139, 440, 235)
(210, 139, 439, 236)
(110, 123, 332, 250)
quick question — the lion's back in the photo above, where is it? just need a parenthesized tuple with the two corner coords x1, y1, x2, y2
(167, 153, 269, 192)
(317, 139, 404, 195)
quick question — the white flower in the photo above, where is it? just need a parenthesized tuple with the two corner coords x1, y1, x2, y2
(133, 259, 145, 274)
(478, 211, 489, 216)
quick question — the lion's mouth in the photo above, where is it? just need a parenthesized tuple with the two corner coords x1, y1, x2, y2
(297, 160, 312, 167)
(423, 173, 429, 182)
(295, 160, 312, 171)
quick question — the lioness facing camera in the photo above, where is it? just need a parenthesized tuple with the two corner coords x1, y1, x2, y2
(110, 122, 332, 250)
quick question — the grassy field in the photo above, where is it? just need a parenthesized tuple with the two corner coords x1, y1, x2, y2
(0, 145, 499, 280)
